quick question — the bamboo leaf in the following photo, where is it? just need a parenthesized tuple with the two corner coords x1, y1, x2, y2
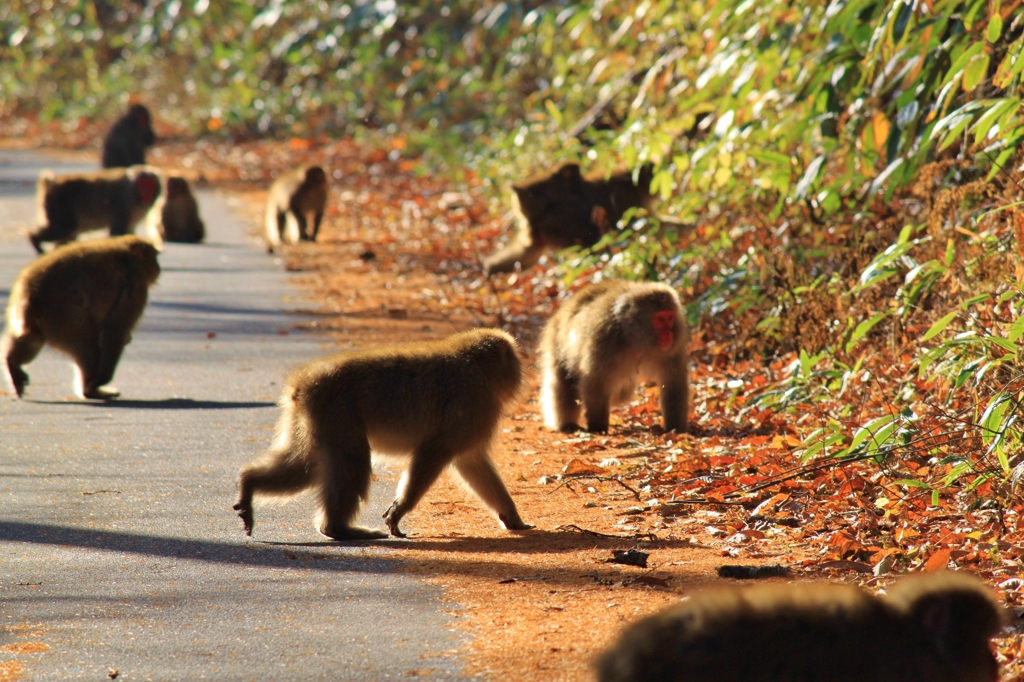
(922, 311, 958, 342)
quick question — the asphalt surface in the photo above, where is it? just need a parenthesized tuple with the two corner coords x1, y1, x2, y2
(0, 150, 470, 681)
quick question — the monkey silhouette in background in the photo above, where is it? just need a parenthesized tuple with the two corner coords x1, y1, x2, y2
(265, 165, 328, 252)
(153, 175, 205, 243)
(233, 329, 533, 540)
(102, 103, 157, 169)
(483, 162, 654, 276)
(3, 236, 161, 400)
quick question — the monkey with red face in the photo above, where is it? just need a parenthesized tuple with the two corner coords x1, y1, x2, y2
(29, 166, 162, 254)
(539, 280, 689, 433)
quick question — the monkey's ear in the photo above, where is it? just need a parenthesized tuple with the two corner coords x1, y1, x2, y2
(558, 164, 582, 183)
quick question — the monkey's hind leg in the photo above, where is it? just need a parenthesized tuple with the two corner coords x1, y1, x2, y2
(294, 211, 311, 242)
(234, 445, 317, 536)
(581, 378, 612, 433)
(77, 294, 138, 400)
(309, 210, 324, 242)
(452, 452, 533, 531)
(28, 219, 76, 254)
(317, 425, 387, 541)
(542, 364, 582, 432)
(382, 442, 452, 538)
(2, 330, 44, 398)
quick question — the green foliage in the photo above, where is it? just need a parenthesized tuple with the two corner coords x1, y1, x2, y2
(4, 0, 1024, 496)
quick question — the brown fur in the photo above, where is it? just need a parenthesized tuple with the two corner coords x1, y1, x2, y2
(156, 176, 205, 243)
(265, 166, 328, 252)
(30, 166, 162, 254)
(2, 236, 161, 400)
(540, 280, 689, 433)
(596, 572, 1005, 682)
(233, 328, 532, 540)
(101, 104, 157, 169)
(483, 162, 654, 276)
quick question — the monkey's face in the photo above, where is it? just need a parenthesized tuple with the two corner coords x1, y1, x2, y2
(652, 310, 676, 350)
(306, 167, 328, 187)
(131, 106, 156, 145)
(135, 174, 161, 207)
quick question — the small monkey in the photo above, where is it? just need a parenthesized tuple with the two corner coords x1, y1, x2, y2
(152, 175, 205, 243)
(596, 571, 1005, 682)
(29, 166, 162, 254)
(233, 328, 533, 540)
(483, 162, 654, 276)
(265, 165, 328, 252)
(101, 104, 157, 169)
(540, 279, 689, 433)
(2, 235, 161, 400)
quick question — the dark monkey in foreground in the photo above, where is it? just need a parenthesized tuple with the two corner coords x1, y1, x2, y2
(233, 329, 533, 540)
(540, 280, 689, 433)
(2, 236, 161, 400)
(265, 165, 328, 252)
(29, 166, 162, 254)
(101, 103, 157, 169)
(596, 571, 1004, 682)
(483, 162, 654, 276)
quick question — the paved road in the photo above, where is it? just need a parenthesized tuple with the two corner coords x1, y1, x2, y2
(0, 150, 469, 680)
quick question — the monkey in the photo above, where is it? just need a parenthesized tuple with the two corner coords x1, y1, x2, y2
(595, 571, 1005, 682)
(233, 328, 533, 540)
(482, 162, 654, 276)
(2, 235, 161, 400)
(264, 166, 328, 252)
(101, 103, 157, 169)
(150, 175, 205, 244)
(29, 166, 162, 254)
(539, 279, 689, 434)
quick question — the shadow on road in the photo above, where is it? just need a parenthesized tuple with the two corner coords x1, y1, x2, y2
(0, 521, 391, 574)
(28, 398, 276, 409)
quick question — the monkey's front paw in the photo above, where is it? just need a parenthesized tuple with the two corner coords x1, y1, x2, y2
(382, 503, 408, 538)
(233, 502, 254, 536)
(84, 385, 121, 400)
(558, 423, 582, 433)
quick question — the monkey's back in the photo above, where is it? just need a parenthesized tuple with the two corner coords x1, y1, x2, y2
(598, 580, 994, 682)
(290, 329, 521, 453)
(543, 280, 682, 374)
(13, 237, 159, 346)
(39, 169, 133, 231)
